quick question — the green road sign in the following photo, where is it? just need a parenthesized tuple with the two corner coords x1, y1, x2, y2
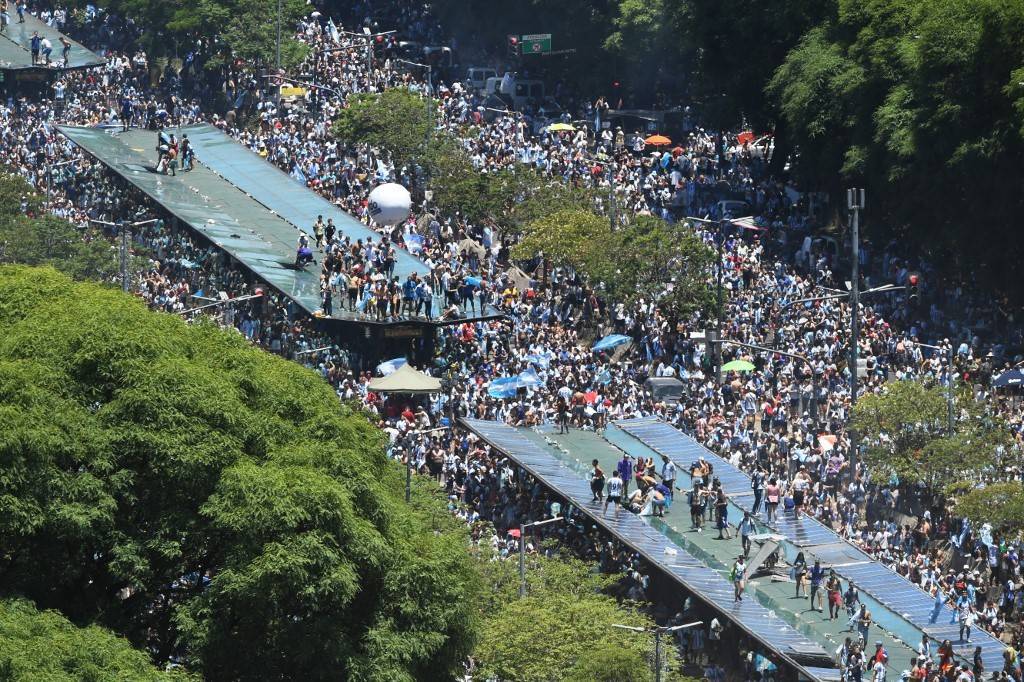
(520, 34, 552, 54)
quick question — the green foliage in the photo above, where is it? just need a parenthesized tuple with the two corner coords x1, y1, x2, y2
(954, 482, 1024, 540)
(100, 0, 308, 66)
(769, 0, 1024, 289)
(0, 172, 138, 283)
(513, 209, 715, 319)
(512, 207, 611, 275)
(473, 553, 684, 682)
(426, 136, 600, 238)
(0, 598, 191, 681)
(425, 136, 506, 226)
(332, 88, 435, 172)
(0, 266, 478, 681)
(610, 216, 717, 321)
(852, 380, 1010, 489)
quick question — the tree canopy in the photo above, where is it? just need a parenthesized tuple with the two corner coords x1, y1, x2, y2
(0, 598, 191, 682)
(95, 0, 309, 68)
(332, 88, 435, 173)
(472, 551, 687, 682)
(851, 379, 1010, 490)
(954, 482, 1024, 540)
(0, 172, 134, 283)
(426, 0, 1024, 296)
(768, 0, 1024, 290)
(513, 208, 715, 319)
(0, 265, 478, 681)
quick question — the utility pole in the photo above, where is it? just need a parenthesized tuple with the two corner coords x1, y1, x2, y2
(607, 165, 616, 233)
(426, 64, 432, 148)
(846, 188, 865, 485)
(402, 426, 449, 503)
(44, 158, 76, 211)
(913, 340, 955, 435)
(119, 221, 129, 292)
(518, 516, 564, 596)
(947, 346, 954, 434)
(686, 215, 728, 382)
(394, 58, 434, 150)
(275, 0, 281, 106)
(611, 621, 702, 682)
(716, 219, 724, 382)
(90, 218, 158, 293)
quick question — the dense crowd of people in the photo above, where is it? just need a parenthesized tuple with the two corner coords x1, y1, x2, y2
(5, 2, 1024, 680)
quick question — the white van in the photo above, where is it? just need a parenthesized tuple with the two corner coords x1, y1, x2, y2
(466, 67, 497, 93)
(484, 74, 545, 110)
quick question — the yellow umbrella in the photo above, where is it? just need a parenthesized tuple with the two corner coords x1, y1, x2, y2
(547, 122, 576, 132)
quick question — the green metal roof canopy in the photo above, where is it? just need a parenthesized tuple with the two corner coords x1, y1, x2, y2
(57, 125, 500, 326)
(0, 14, 104, 71)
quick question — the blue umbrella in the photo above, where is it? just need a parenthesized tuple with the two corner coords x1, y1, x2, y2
(592, 334, 631, 352)
(376, 357, 408, 376)
(993, 369, 1024, 388)
(464, 276, 483, 287)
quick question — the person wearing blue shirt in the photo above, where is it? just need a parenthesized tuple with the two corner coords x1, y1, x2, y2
(615, 454, 633, 496)
(809, 559, 826, 612)
(29, 31, 41, 65)
(402, 275, 417, 314)
(659, 454, 676, 499)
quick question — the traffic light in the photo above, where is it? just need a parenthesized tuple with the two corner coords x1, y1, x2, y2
(507, 35, 520, 59)
(908, 273, 920, 305)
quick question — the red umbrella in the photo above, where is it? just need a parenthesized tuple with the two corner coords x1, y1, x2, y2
(508, 528, 521, 538)
(737, 131, 755, 145)
(584, 391, 598, 404)
(644, 134, 672, 147)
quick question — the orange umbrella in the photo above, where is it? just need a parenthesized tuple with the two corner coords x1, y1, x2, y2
(737, 131, 755, 145)
(644, 134, 672, 147)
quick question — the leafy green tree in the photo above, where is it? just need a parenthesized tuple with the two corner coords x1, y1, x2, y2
(609, 216, 717, 321)
(512, 207, 611, 280)
(0, 171, 143, 282)
(954, 482, 1024, 539)
(0, 266, 478, 681)
(425, 137, 506, 225)
(100, 0, 309, 67)
(0, 598, 192, 682)
(852, 380, 1010, 490)
(332, 88, 435, 172)
(769, 0, 1024, 293)
(472, 553, 685, 682)
(513, 210, 715, 319)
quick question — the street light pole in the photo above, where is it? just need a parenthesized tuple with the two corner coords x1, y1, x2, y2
(394, 58, 434, 150)
(44, 158, 76, 211)
(90, 218, 158, 292)
(686, 215, 729, 382)
(611, 621, 702, 682)
(913, 340, 955, 434)
(847, 188, 865, 484)
(177, 292, 264, 317)
(712, 337, 819, 430)
(518, 516, 564, 597)
(607, 165, 616, 233)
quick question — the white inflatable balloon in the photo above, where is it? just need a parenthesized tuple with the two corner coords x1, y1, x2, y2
(367, 183, 412, 226)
